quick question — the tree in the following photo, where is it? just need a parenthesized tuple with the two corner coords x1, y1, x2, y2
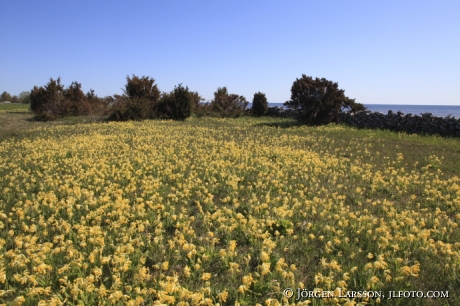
(86, 90, 110, 122)
(188, 91, 205, 114)
(1, 91, 12, 102)
(342, 96, 366, 113)
(64, 81, 87, 116)
(19, 91, 31, 104)
(168, 84, 192, 120)
(108, 75, 161, 121)
(252, 92, 268, 116)
(284, 75, 365, 125)
(30, 77, 65, 120)
(157, 85, 204, 120)
(211, 87, 248, 118)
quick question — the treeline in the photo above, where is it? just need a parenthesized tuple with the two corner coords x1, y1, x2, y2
(24, 74, 365, 124)
(1, 91, 31, 104)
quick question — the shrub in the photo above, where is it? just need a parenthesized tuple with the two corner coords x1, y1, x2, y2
(19, 91, 31, 104)
(108, 75, 161, 121)
(30, 78, 108, 121)
(64, 81, 87, 116)
(193, 101, 213, 118)
(157, 85, 204, 120)
(188, 91, 205, 115)
(211, 87, 248, 118)
(284, 74, 365, 125)
(252, 92, 268, 116)
(86, 90, 111, 122)
(1, 91, 12, 102)
(11, 95, 19, 103)
(342, 96, 367, 113)
(30, 78, 102, 120)
(30, 77, 66, 121)
(109, 95, 152, 121)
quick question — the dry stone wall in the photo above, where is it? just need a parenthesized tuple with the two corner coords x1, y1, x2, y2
(338, 110, 460, 137)
(265, 106, 297, 118)
(264, 107, 460, 137)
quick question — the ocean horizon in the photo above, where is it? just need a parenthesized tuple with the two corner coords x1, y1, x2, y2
(260, 103, 460, 118)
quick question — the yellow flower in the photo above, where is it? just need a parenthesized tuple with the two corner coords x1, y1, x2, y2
(260, 251, 269, 262)
(238, 285, 248, 294)
(410, 263, 420, 277)
(183, 266, 191, 278)
(13, 296, 26, 306)
(242, 274, 254, 286)
(229, 262, 240, 274)
(217, 290, 229, 302)
(260, 262, 271, 275)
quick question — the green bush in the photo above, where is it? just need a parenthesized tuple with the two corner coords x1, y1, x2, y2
(30, 78, 104, 121)
(251, 92, 268, 116)
(193, 102, 213, 118)
(64, 81, 88, 116)
(108, 75, 161, 121)
(30, 77, 66, 121)
(157, 84, 204, 120)
(1, 91, 12, 102)
(211, 87, 248, 118)
(19, 91, 31, 104)
(284, 74, 365, 125)
(86, 90, 111, 122)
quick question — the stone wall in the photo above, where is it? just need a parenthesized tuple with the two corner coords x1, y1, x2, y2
(264, 107, 460, 137)
(263, 107, 460, 137)
(338, 110, 460, 137)
(266, 106, 297, 118)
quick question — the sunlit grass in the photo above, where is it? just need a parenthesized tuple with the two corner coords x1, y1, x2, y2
(0, 104, 31, 113)
(0, 117, 459, 305)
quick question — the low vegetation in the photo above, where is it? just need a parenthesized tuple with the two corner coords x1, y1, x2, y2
(0, 115, 459, 305)
(29, 78, 109, 121)
(13, 73, 367, 126)
(284, 75, 366, 125)
(251, 92, 268, 117)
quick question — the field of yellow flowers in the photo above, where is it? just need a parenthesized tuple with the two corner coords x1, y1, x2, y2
(0, 117, 459, 305)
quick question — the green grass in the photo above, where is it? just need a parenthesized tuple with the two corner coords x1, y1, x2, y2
(0, 103, 31, 112)
(0, 109, 99, 142)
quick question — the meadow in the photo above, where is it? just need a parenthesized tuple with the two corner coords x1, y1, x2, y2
(0, 104, 31, 113)
(0, 111, 459, 305)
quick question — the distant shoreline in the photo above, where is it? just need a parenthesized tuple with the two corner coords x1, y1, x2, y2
(260, 103, 460, 118)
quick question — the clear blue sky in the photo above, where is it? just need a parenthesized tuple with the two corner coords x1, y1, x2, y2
(1, 1, 459, 105)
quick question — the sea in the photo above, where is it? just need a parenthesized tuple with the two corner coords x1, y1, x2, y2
(262, 103, 460, 118)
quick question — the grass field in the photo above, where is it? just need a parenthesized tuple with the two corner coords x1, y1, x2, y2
(0, 103, 31, 113)
(0, 104, 96, 142)
(1, 113, 459, 305)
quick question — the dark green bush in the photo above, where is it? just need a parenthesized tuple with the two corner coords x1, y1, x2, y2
(284, 74, 365, 125)
(108, 75, 161, 121)
(30, 78, 104, 121)
(11, 95, 19, 103)
(211, 87, 248, 118)
(193, 102, 213, 118)
(30, 77, 66, 121)
(252, 92, 268, 116)
(19, 91, 31, 104)
(86, 90, 111, 122)
(64, 81, 87, 116)
(157, 84, 204, 120)
(168, 84, 193, 120)
(109, 95, 153, 121)
(1, 91, 12, 102)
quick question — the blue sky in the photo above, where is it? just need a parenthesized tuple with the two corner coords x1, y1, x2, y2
(1, 1, 459, 105)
